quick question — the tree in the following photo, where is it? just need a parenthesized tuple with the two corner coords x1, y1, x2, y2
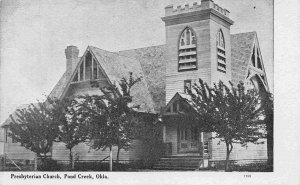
(134, 114, 164, 168)
(8, 102, 60, 169)
(187, 79, 265, 171)
(78, 72, 142, 171)
(260, 91, 273, 170)
(49, 98, 89, 170)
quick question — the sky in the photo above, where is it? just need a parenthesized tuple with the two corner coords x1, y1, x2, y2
(0, 0, 274, 123)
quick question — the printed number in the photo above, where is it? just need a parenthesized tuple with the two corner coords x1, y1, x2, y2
(244, 174, 251, 178)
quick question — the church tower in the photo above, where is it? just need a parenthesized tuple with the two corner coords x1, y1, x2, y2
(162, 0, 234, 103)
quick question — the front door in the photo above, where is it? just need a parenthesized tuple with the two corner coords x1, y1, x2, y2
(178, 125, 199, 153)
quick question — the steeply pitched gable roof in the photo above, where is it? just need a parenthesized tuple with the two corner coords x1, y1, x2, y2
(89, 46, 156, 113)
(117, 45, 166, 112)
(48, 72, 68, 100)
(48, 57, 81, 100)
(230, 32, 256, 85)
(161, 92, 198, 117)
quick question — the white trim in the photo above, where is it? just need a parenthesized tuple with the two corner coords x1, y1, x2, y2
(179, 44, 196, 50)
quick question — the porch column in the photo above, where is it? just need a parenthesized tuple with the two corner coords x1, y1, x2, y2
(163, 125, 166, 143)
(199, 131, 209, 168)
(200, 132, 204, 157)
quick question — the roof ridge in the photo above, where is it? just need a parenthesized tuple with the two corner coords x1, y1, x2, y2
(231, 31, 257, 36)
(89, 45, 144, 61)
(117, 44, 165, 53)
(88, 45, 116, 54)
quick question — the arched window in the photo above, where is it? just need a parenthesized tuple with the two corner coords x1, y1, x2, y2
(216, 29, 226, 73)
(178, 27, 197, 71)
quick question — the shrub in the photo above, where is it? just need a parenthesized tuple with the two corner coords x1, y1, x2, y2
(135, 115, 164, 169)
(231, 162, 272, 172)
(38, 158, 63, 171)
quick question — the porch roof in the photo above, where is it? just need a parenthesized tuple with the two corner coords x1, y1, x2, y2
(161, 92, 198, 117)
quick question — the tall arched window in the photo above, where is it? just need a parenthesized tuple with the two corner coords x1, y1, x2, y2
(217, 29, 226, 73)
(178, 27, 197, 71)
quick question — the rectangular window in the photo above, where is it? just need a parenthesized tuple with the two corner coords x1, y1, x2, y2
(180, 130, 184, 140)
(180, 129, 188, 141)
(173, 102, 178, 113)
(184, 80, 191, 93)
(93, 59, 98, 79)
(80, 62, 84, 81)
(191, 126, 198, 141)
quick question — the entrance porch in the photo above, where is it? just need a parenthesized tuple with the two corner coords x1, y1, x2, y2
(162, 116, 210, 158)
(157, 92, 211, 170)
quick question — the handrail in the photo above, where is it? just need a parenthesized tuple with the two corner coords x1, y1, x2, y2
(5, 154, 22, 170)
(99, 155, 110, 163)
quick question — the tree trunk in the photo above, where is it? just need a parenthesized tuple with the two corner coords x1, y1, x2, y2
(262, 92, 273, 170)
(225, 142, 233, 172)
(266, 109, 273, 170)
(34, 154, 38, 171)
(69, 148, 73, 170)
(41, 154, 48, 167)
(116, 146, 121, 164)
(109, 146, 113, 171)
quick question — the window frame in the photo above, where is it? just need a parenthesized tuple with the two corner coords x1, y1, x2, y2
(178, 27, 198, 72)
(216, 29, 226, 73)
(184, 80, 192, 93)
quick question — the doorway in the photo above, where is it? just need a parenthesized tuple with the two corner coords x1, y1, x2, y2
(178, 125, 199, 153)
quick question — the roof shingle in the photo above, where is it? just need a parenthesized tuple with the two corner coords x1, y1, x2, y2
(117, 45, 166, 112)
(230, 32, 256, 85)
(90, 46, 156, 113)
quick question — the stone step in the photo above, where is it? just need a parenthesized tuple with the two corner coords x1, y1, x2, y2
(154, 165, 199, 169)
(162, 155, 202, 158)
(156, 160, 200, 165)
(153, 156, 204, 170)
(153, 166, 197, 171)
(159, 158, 201, 161)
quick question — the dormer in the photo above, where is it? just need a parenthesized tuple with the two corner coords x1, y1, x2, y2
(71, 50, 103, 83)
(63, 46, 110, 99)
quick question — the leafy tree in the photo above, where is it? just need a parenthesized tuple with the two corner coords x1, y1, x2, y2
(8, 102, 60, 168)
(78, 72, 142, 170)
(134, 114, 164, 168)
(49, 98, 89, 170)
(187, 79, 265, 171)
(260, 91, 273, 170)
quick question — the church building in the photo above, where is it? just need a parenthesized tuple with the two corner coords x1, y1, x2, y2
(1, 0, 269, 170)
